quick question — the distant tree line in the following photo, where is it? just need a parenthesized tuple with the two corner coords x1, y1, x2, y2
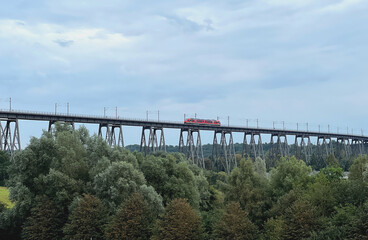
(127, 141, 357, 171)
(0, 124, 368, 239)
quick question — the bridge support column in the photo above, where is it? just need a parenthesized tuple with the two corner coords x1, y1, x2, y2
(0, 122, 3, 151)
(364, 140, 368, 155)
(317, 136, 334, 158)
(179, 128, 204, 168)
(110, 125, 124, 147)
(270, 134, 289, 158)
(242, 132, 249, 158)
(249, 132, 264, 160)
(294, 135, 312, 163)
(99, 123, 111, 144)
(140, 126, 166, 154)
(1, 119, 21, 156)
(351, 139, 364, 156)
(337, 138, 351, 159)
(213, 130, 237, 174)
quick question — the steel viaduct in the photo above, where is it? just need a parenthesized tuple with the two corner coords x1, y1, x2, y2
(1, 110, 367, 174)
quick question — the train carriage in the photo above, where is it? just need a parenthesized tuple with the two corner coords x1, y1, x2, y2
(184, 118, 221, 126)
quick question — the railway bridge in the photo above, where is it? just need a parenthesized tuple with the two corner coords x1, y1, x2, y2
(1, 110, 367, 173)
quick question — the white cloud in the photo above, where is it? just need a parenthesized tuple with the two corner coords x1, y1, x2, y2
(319, 0, 364, 13)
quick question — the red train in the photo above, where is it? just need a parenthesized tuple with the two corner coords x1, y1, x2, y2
(184, 118, 221, 126)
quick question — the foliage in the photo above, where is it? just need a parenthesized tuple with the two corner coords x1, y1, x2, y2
(254, 156, 267, 179)
(320, 166, 343, 182)
(0, 187, 14, 208)
(139, 154, 200, 208)
(214, 202, 257, 240)
(22, 197, 64, 240)
(226, 159, 268, 225)
(306, 174, 338, 217)
(2, 126, 368, 239)
(106, 192, 152, 240)
(269, 156, 312, 198)
(263, 217, 284, 240)
(63, 194, 107, 240)
(0, 151, 10, 186)
(153, 198, 204, 240)
(282, 199, 318, 240)
(349, 155, 368, 181)
(324, 154, 339, 167)
(93, 161, 146, 211)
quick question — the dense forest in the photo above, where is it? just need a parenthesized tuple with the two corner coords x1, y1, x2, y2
(1, 124, 368, 239)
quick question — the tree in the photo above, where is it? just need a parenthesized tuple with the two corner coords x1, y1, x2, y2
(106, 192, 152, 240)
(254, 157, 267, 179)
(282, 199, 318, 240)
(153, 198, 204, 240)
(22, 197, 64, 240)
(63, 194, 107, 240)
(307, 173, 338, 217)
(320, 166, 343, 182)
(226, 159, 267, 225)
(325, 154, 339, 168)
(0, 151, 10, 186)
(93, 161, 146, 211)
(353, 200, 368, 239)
(214, 202, 257, 240)
(349, 155, 368, 181)
(269, 156, 312, 199)
(263, 217, 284, 240)
(139, 154, 200, 208)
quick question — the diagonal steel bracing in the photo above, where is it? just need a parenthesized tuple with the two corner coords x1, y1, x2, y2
(243, 132, 264, 160)
(0, 122, 3, 151)
(99, 123, 124, 147)
(179, 128, 204, 168)
(294, 135, 312, 163)
(110, 125, 124, 147)
(317, 136, 334, 158)
(269, 134, 289, 158)
(337, 138, 352, 159)
(351, 139, 364, 156)
(213, 130, 237, 174)
(1, 119, 21, 156)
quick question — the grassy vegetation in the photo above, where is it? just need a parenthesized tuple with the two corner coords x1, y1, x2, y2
(0, 186, 14, 208)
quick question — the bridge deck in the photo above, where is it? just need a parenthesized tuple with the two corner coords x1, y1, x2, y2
(1, 110, 367, 141)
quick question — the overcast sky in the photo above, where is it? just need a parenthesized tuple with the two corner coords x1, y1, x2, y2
(1, 0, 368, 145)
